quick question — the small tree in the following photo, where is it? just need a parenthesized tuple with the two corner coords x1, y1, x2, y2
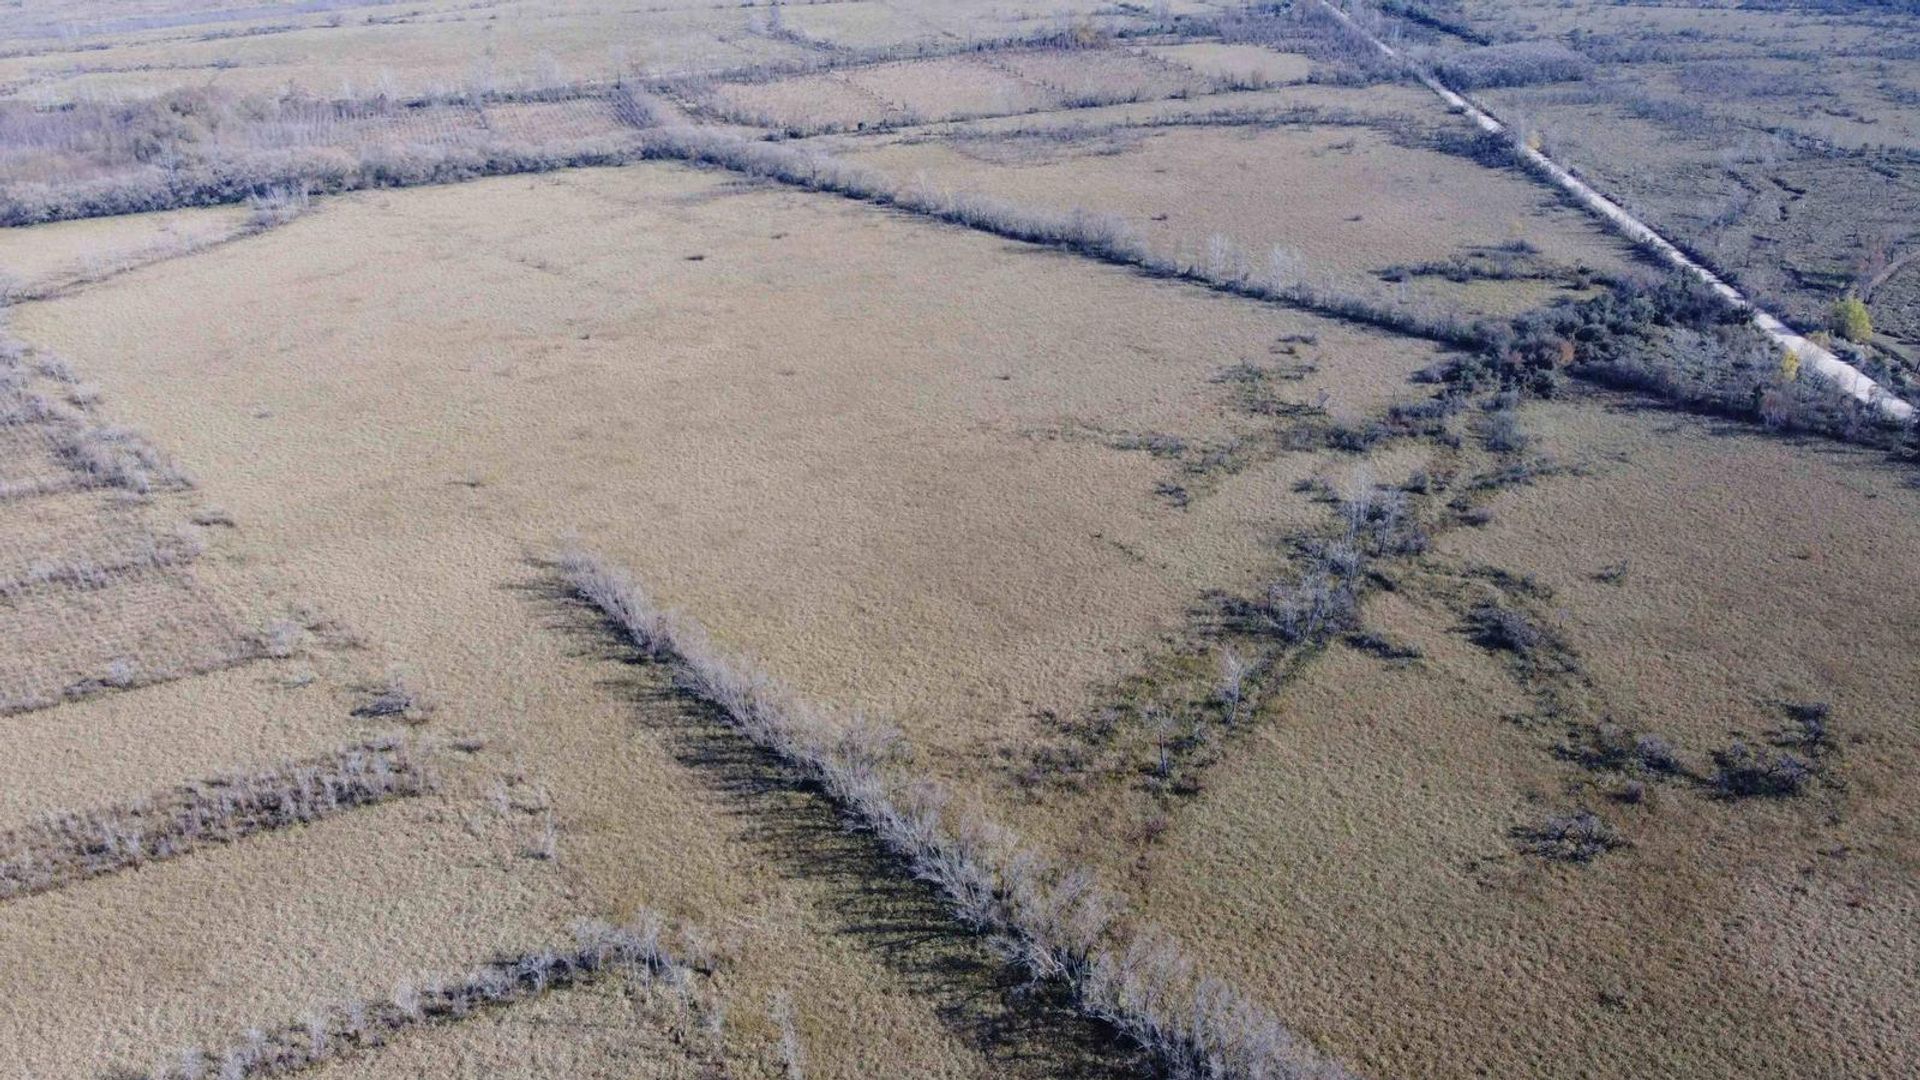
(1779, 346, 1800, 382)
(1830, 296, 1873, 343)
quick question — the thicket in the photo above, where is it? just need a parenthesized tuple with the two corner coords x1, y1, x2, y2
(1454, 272, 1913, 446)
(1431, 42, 1592, 90)
(1207, 3, 1404, 86)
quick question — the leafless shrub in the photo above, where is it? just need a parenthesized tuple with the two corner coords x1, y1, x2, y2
(771, 992, 806, 1080)
(1469, 602, 1541, 656)
(1215, 647, 1250, 726)
(1711, 741, 1812, 798)
(0, 739, 430, 901)
(145, 917, 694, 1078)
(0, 526, 205, 599)
(1265, 569, 1358, 644)
(1634, 734, 1679, 774)
(352, 671, 429, 720)
(523, 809, 559, 861)
(1432, 42, 1593, 90)
(1344, 629, 1422, 661)
(191, 506, 238, 527)
(244, 183, 310, 228)
(1561, 723, 1680, 776)
(50, 422, 189, 494)
(558, 548, 1351, 1080)
(1782, 701, 1833, 754)
(1514, 809, 1626, 862)
(1483, 408, 1529, 453)
(258, 619, 305, 659)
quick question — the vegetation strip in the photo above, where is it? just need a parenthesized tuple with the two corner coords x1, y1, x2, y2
(0, 738, 431, 901)
(142, 917, 696, 1079)
(561, 548, 1353, 1080)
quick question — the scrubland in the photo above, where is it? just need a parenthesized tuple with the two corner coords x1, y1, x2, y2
(2, 2, 1917, 1078)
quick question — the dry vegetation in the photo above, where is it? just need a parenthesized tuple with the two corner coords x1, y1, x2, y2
(0, 737, 429, 900)
(2, 1, 1917, 1078)
(1384, 0, 1920, 393)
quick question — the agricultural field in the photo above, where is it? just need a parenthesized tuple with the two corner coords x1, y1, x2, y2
(1, 2, 1916, 1080)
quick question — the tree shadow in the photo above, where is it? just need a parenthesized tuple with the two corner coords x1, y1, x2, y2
(515, 564, 1151, 1080)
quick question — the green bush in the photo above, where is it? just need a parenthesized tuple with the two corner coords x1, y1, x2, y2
(1830, 296, 1873, 343)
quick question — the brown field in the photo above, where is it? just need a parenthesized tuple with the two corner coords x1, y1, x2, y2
(0, 205, 247, 294)
(832, 117, 1639, 317)
(1127, 398, 1920, 1080)
(2, 2, 1917, 1078)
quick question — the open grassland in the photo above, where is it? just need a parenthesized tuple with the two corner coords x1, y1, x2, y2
(0, 0, 820, 103)
(0, 156, 1440, 1077)
(0, 204, 247, 295)
(1123, 397, 1920, 1079)
(3, 3, 1918, 1078)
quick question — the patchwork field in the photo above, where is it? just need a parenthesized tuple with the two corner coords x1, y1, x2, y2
(1405, 0, 1920, 389)
(2, 2, 1917, 1079)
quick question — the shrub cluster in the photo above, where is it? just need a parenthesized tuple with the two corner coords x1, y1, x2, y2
(2, 337, 190, 498)
(0, 738, 431, 901)
(1514, 809, 1626, 862)
(1432, 42, 1593, 90)
(1210, 3, 1404, 86)
(1710, 742, 1813, 798)
(146, 918, 692, 1079)
(1259, 482, 1424, 647)
(1457, 271, 1913, 446)
(560, 549, 1351, 1080)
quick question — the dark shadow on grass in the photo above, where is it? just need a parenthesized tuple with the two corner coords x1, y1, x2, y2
(516, 565, 1151, 1080)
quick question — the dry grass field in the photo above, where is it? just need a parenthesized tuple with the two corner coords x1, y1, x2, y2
(2, 2, 1917, 1079)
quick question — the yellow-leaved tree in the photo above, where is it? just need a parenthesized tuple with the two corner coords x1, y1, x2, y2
(1830, 296, 1873, 343)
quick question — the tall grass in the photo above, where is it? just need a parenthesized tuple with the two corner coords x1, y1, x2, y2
(559, 548, 1352, 1080)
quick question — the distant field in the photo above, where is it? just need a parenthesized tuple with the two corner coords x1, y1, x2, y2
(832, 114, 1639, 319)
(1404, 0, 1920, 385)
